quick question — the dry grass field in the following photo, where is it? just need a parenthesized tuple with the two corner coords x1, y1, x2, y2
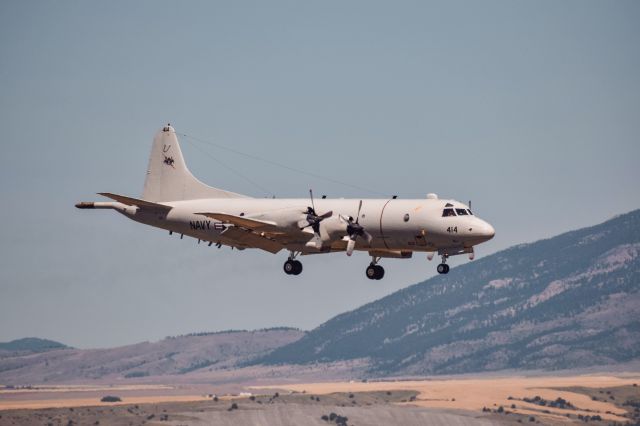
(257, 374, 640, 423)
(1, 373, 639, 425)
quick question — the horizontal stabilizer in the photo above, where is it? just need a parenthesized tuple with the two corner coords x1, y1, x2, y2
(196, 212, 281, 233)
(98, 193, 172, 211)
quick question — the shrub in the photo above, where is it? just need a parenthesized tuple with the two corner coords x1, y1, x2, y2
(124, 371, 149, 378)
(100, 396, 121, 403)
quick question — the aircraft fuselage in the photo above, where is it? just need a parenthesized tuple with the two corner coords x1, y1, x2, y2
(114, 197, 494, 255)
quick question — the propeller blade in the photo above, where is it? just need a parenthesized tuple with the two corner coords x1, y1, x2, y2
(309, 189, 316, 213)
(355, 200, 363, 224)
(346, 238, 356, 256)
(319, 210, 333, 219)
(363, 230, 373, 244)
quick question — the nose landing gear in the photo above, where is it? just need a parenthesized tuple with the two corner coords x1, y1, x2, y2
(366, 256, 385, 280)
(436, 263, 449, 274)
(437, 254, 449, 274)
(283, 252, 302, 275)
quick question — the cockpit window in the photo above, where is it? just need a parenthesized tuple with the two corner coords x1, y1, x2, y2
(442, 208, 456, 217)
(467, 209, 473, 215)
(456, 208, 468, 216)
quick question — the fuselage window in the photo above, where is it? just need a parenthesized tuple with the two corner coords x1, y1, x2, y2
(467, 209, 473, 215)
(442, 208, 456, 217)
(403, 213, 410, 222)
(455, 209, 468, 216)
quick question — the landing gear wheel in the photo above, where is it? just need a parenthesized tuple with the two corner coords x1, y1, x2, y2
(284, 260, 295, 275)
(366, 264, 385, 280)
(437, 263, 450, 274)
(374, 265, 385, 280)
(292, 260, 303, 275)
(284, 259, 303, 275)
(366, 265, 377, 280)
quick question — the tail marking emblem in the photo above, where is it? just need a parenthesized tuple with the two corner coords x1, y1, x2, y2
(163, 156, 175, 168)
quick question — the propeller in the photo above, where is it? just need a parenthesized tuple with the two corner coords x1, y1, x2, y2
(300, 189, 332, 236)
(343, 200, 373, 256)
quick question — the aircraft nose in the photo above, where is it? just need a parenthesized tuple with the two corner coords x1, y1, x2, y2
(479, 221, 495, 240)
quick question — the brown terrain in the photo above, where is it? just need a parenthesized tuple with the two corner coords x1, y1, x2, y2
(1, 373, 639, 425)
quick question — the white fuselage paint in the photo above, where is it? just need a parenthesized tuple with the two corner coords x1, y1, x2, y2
(113, 197, 494, 255)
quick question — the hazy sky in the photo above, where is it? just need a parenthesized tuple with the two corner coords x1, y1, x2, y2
(1, 1, 638, 348)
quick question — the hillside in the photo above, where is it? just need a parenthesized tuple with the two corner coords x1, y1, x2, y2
(0, 328, 304, 384)
(0, 338, 68, 355)
(257, 210, 640, 376)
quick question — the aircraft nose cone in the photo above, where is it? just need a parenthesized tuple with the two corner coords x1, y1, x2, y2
(480, 221, 495, 240)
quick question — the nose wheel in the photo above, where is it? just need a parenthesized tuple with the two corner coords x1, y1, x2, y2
(437, 254, 450, 274)
(436, 263, 449, 274)
(366, 263, 385, 280)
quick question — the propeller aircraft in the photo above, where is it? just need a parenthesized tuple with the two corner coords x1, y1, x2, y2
(76, 125, 495, 279)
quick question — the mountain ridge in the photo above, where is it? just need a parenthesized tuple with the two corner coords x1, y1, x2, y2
(255, 209, 640, 376)
(0, 338, 69, 354)
(0, 329, 304, 384)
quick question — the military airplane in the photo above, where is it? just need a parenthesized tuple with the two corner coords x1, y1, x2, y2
(76, 125, 495, 279)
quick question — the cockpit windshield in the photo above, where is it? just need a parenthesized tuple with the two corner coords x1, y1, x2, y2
(467, 209, 473, 215)
(442, 208, 456, 217)
(455, 208, 468, 216)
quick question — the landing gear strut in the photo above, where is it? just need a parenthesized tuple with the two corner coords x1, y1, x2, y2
(437, 254, 450, 274)
(283, 252, 302, 276)
(366, 257, 385, 280)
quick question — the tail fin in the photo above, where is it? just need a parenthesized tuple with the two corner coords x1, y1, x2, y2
(142, 125, 249, 201)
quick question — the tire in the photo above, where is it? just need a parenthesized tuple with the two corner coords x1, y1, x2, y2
(283, 260, 295, 275)
(443, 264, 450, 274)
(437, 263, 446, 274)
(292, 260, 303, 275)
(374, 265, 385, 280)
(366, 265, 377, 280)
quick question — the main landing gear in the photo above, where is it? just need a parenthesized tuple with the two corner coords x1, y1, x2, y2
(437, 254, 450, 274)
(366, 257, 385, 280)
(283, 252, 302, 275)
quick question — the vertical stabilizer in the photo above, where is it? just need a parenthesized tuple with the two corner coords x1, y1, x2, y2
(142, 125, 249, 201)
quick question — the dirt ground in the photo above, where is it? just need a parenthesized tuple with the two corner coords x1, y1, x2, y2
(1, 374, 639, 425)
(256, 374, 640, 424)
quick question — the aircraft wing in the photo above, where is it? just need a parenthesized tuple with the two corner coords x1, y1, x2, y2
(195, 212, 282, 233)
(98, 193, 172, 211)
(196, 212, 288, 254)
(220, 226, 284, 254)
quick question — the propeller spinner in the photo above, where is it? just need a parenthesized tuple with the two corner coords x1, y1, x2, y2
(300, 189, 332, 236)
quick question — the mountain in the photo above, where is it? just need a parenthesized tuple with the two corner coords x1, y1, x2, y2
(0, 328, 304, 384)
(0, 338, 68, 354)
(257, 210, 640, 376)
